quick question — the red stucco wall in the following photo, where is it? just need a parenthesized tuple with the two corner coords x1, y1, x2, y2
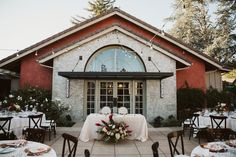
(19, 15, 206, 90)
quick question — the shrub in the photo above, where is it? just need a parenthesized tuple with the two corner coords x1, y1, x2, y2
(0, 85, 73, 127)
(177, 87, 205, 110)
(205, 87, 221, 108)
(152, 115, 181, 127)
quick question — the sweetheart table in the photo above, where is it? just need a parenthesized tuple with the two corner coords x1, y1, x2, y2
(79, 113, 148, 142)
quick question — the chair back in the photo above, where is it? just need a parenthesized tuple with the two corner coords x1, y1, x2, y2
(167, 130, 185, 157)
(62, 133, 78, 157)
(0, 116, 13, 139)
(28, 114, 43, 128)
(101, 106, 111, 114)
(151, 142, 159, 157)
(118, 107, 128, 115)
(25, 128, 45, 143)
(84, 149, 90, 157)
(210, 115, 227, 129)
(190, 113, 200, 128)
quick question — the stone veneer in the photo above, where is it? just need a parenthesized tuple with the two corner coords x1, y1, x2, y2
(52, 30, 176, 122)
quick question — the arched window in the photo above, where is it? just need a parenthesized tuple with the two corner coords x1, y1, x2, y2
(85, 46, 145, 72)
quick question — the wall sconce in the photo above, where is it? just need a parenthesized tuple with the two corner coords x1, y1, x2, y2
(160, 80, 164, 98)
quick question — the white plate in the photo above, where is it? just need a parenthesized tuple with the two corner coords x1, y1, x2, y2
(0, 147, 16, 154)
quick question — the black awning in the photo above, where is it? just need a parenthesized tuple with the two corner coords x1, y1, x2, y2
(58, 72, 173, 80)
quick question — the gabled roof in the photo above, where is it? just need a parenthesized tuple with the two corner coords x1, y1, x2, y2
(38, 25, 192, 68)
(0, 7, 227, 71)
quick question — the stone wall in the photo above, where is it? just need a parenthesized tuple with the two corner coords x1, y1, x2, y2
(52, 30, 176, 121)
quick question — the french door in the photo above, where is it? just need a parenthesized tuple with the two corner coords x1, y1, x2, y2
(85, 80, 144, 116)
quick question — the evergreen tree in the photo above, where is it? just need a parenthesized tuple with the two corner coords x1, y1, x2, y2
(71, 0, 115, 24)
(167, 0, 236, 64)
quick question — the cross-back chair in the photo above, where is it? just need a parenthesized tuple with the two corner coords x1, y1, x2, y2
(40, 119, 56, 141)
(25, 128, 46, 143)
(151, 142, 159, 157)
(167, 130, 188, 157)
(209, 115, 227, 129)
(0, 116, 13, 140)
(28, 114, 43, 128)
(189, 113, 207, 143)
(62, 133, 78, 157)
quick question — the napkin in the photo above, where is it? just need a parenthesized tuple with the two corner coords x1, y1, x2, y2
(0, 140, 27, 148)
(24, 147, 51, 156)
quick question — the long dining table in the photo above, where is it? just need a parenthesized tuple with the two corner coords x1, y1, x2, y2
(79, 113, 148, 142)
(191, 141, 236, 157)
(0, 140, 56, 157)
(196, 111, 236, 131)
(0, 111, 46, 138)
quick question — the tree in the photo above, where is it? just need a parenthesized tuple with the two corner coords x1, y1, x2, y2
(167, 0, 236, 64)
(71, 0, 116, 25)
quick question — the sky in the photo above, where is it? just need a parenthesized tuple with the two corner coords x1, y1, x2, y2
(0, 0, 174, 60)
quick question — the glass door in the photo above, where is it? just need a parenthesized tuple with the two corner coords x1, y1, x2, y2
(85, 80, 144, 115)
(117, 82, 131, 113)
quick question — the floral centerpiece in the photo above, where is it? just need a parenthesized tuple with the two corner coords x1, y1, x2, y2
(215, 103, 227, 114)
(96, 114, 132, 143)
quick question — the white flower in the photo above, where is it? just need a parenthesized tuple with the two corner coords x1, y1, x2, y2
(110, 132, 114, 136)
(32, 99, 36, 102)
(3, 100, 7, 104)
(102, 127, 107, 133)
(30, 105, 33, 108)
(115, 133, 120, 140)
(40, 104, 43, 107)
(29, 97, 32, 100)
(17, 96, 22, 101)
(45, 98, 48, 102)
(9, 94, 14, 98)
(120, 130, 123, 134)
(221, 103, 226, 107)
(112, 125, 115, 129)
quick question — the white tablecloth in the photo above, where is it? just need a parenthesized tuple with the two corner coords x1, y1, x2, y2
(198, 112, 236, 131)
(0, 140, 56, 157)
(79, 113, 148, 142)
(191, 142, 235, 157)
(0, 112, 46, 137)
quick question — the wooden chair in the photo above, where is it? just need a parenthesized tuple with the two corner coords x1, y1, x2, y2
(182, 108, 193, 135)
(167, 130, 188, 157)
(40, 119, 56, 141)
(189, 113, 207, 143)
(151, 142, 159, 157)
(84, 149, 90, 157)
(210, 115, 228, 129)
(25, 128, 46, 143)
(0, 116, 13, 140)
(28, 114, 43, 128)
(62, 133, 78, 157)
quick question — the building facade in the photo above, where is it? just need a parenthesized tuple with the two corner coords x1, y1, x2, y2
(0, 8, 228, 122)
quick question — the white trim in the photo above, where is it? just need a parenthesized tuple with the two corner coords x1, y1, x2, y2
(176, 67, 190, 71)
(38, 26, 191, 67)
(0, 10, 222, 69)
(115, 12, 223, 69)
(0, 12, 117, 67)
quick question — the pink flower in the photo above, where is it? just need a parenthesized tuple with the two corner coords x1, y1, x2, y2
(95, 123, 102, 126)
